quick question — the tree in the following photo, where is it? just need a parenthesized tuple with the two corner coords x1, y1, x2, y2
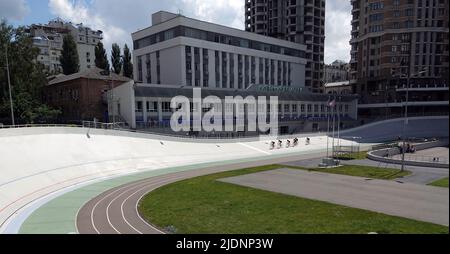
(122, 44, 133, 78)
(60, 34, 80, 75)
(95, 42, 109, 71)
(111, 43, 122, 75)
(0, 20, 60, 124)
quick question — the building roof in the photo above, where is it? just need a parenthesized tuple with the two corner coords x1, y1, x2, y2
(132, 11, 306, 52)
(48, 67, 131, 85)
(324, 81, 351, 88)
(134, 84, 358, 102)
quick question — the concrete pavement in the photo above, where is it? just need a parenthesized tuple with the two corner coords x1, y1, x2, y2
(220, 168, 449, 226)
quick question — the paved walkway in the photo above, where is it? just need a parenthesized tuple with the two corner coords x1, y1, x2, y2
(341, 159, 449, 184)
(220, 168, 449, 226)
(283, 158, 449, 185)
(392, 147, 449, 163)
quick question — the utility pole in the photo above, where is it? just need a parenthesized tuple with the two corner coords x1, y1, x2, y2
(400, 75, 409, 172)
(399, 68, 426, 172)
(5, 43, 15, 126)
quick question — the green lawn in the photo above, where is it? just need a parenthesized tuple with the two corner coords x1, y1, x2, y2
(429, 177, 449, 188)
(285, 165, 411, 180)
(334, 151, 368, 160)
(139, 165, 447, 234)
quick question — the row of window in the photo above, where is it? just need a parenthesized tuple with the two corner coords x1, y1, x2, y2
(135, 100, 350, 114)
(184, 46, 294, 89)
(137, 52, 161, 83)
(134, 25, 305, 58)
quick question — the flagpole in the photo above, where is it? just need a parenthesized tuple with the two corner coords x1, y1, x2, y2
(326, 97, 330, 159)
(337, 96, 341, 147)
(332, 97, 336, 158)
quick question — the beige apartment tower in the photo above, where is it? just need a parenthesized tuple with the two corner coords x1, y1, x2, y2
(349, 0, 449, 119)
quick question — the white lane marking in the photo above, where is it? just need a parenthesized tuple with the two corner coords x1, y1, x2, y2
(238, 143, 271, 155)
(135, 188, 167, 234)
(105, 177, 177, 234)
(90, 177, 166, 234)
(120, 177, 184, 235)
(90, 173, 187, 234)
(90, 186, 129, 234)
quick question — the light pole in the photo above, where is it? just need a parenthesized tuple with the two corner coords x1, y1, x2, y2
(395, 69, 426, 171)
(4, 42, 15, 126)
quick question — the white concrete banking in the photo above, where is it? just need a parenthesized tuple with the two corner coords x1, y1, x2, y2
(0, 127, 357, 232)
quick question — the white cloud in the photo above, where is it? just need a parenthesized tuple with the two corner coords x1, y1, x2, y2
(48, 0, 129, 59)
(179, 0, 244, 29)
(47, 0, 351, 64)
(324, 1, 352, 64)
(0, 0, 30, 21)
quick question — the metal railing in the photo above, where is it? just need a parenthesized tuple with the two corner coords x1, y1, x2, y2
(81, 121, 127, 130)
(397, 154, 449, 165)
(0, 123, 82, 129)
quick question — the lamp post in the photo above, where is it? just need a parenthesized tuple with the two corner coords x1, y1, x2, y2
(394, 68, 426, 172)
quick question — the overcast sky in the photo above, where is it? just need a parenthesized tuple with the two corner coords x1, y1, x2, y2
(1, 0, 352, 64)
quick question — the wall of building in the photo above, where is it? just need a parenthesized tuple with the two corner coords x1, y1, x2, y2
(108, 81, 136, 128)
(133, 37, 306, 90)
(110, 83, 358, 134)
(30, 20, 103, 74)
(350, 0, 449, 104)
(245, 0, 326, 93)
(44, 78, 129, 123)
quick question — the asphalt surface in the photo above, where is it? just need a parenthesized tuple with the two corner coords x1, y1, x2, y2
(76, 151, 328, 234)
(220, 168, 449, 226)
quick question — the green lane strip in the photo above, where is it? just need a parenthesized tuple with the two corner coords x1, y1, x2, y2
(19, 148, 326, 234)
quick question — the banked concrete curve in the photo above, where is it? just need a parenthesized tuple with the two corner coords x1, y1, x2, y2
(2, 115, 446, 233)
(1, 127, 356, 233)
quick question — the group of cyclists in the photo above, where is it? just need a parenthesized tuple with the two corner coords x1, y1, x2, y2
(270, 137, 311, 150)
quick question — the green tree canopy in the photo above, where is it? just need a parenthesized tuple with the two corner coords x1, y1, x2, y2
(111, 43, 122, 75)
(60, 34, 80, 75)
(95, 42, 109, 71)
(0, 20, 60, 124)
(123, 44, 133, 78)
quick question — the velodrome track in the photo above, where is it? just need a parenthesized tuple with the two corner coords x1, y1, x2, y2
(76, 151, 331, 234)
(0, 127, 344, 233)
(0, 116, 448, 234)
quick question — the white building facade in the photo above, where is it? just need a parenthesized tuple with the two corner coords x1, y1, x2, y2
(30, 18, 103, 73)
(132, 11, 307, 90)
(109, 83, 358, 134)
(108, 12, 358, 135)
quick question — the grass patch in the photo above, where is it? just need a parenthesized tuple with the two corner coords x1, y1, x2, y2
(334, 151, 368, 160)
(284, 165, 411, 180)
(428, 177, 449, 188)
(139, 165, 447, 234)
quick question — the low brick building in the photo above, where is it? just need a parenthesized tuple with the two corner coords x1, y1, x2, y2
(44, 67, 131, 123)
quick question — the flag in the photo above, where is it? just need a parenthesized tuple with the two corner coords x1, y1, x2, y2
(328, 99, 336, 107)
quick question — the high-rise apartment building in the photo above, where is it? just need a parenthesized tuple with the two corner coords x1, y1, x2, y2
(245, 0, 326, 93)
(29, 18, 103, 74)
(350, 0, 449, 119)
